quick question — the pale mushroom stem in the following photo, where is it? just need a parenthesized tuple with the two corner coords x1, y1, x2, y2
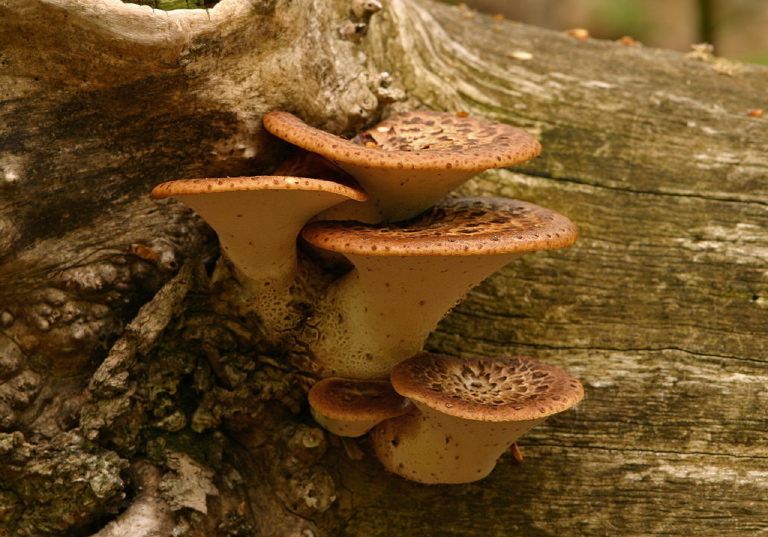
(372, 404, 546, 484)
(306, 252, 525, 379)
(317, 167, 480, 224)
(177, 190, 353, 331)
(152, 177, 366, 333)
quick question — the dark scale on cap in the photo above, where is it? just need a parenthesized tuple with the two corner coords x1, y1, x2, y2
(301, 197, 577, 257)
(263, 111, 541, 172)
(391, 353, 584, 422)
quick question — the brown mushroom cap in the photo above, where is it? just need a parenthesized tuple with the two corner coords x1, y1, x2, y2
(264, 110, 541, 172)
(308, 378, 413, 434)
(263, 111, 542, 223)
(390, 353, 585, 422)
(302, 196, 577, 257)
(151, 175, 365, 200)
(371, 353, 584, 483)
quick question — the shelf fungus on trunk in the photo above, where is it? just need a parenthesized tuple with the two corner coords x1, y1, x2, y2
(308, 377, 413, 437)
(263, 110, 541, 223)
(300, 197, 577, 379)
(371, 353, 584, 484)
(150, 176, 366, 332)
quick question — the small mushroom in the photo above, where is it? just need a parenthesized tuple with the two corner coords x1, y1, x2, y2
(301, 197, 577, 379)
(371, 353, 584, 484)
(308, 377, 413, 437)
(263, 110, 541, 223)
(151, 176, 366, 331)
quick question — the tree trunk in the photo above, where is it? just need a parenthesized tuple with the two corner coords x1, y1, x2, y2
(2, 0, 767, 535)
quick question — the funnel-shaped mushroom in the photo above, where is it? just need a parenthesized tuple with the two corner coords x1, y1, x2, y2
(308, 377, 413, 437)
(301, 197, 577, 379)
(371, 353, 584, 484)
(263, 111, 541, 223)
(151, 176, 366, 331)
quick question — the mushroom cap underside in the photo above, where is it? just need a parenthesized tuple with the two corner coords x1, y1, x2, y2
(390, 353, 584, 423)
(150, 175, 367, 201)
(301, 197, 577, 256)
(262, 110, 542, 172)
(308, 378, 413, 421)
(272, 150, 361, 184)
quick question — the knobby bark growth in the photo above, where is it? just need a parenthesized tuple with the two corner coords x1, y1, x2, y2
(1, 0, 767, 536)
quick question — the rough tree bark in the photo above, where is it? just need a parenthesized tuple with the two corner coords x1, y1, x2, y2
(2, 0, 768, 536)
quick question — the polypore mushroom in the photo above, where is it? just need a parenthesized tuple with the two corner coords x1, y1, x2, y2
(300, 197, 577, 379)
(371, 353, 584, 484)
(263, 110, 541, 223)
(308, 377, 413, 437)
(151, 176, 366, 331)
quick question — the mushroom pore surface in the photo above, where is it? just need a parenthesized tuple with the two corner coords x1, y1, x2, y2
(301, 198, 578, 379)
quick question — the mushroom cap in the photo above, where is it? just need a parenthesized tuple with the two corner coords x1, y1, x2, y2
(150, 175, 367, 333)
(390, 353, 584, 423)
(301, 197, 577, 257)
(308, 378, 413, 423)
(262, 110, 542, 172)
(151, 175, 366, 201)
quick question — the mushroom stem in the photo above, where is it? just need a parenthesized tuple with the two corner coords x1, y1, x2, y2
(372, 403, 546, 484)
(315, 166, 481, 224)
(306, 252, 524, 379)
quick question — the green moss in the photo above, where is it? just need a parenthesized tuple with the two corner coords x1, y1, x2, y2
(145, 428, 226, 470)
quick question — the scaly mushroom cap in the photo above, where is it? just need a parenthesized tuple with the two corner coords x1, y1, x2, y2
(263, 111, 542, 222)
(301, 198, 578, 379)
(151, 175, 364, 202)
(308, 378, 413, 437)
(390, 353, 584, 422)
(302, 197, 577, 257)
(371, 353, 584, 484)
(151, 176, 366, 331)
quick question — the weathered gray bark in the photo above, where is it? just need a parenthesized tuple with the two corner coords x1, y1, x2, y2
(2, 0, 767, 536)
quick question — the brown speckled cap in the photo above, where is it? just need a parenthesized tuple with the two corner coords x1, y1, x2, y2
(390, 353, 584, 422)
(151, 175, 366, 201)
(301, 197, 577, 257)
(262, 110, 541, 172)
(308, 378, 413, 422)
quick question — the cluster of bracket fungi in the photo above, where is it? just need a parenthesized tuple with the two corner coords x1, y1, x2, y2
(151, 109, 584, 484)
